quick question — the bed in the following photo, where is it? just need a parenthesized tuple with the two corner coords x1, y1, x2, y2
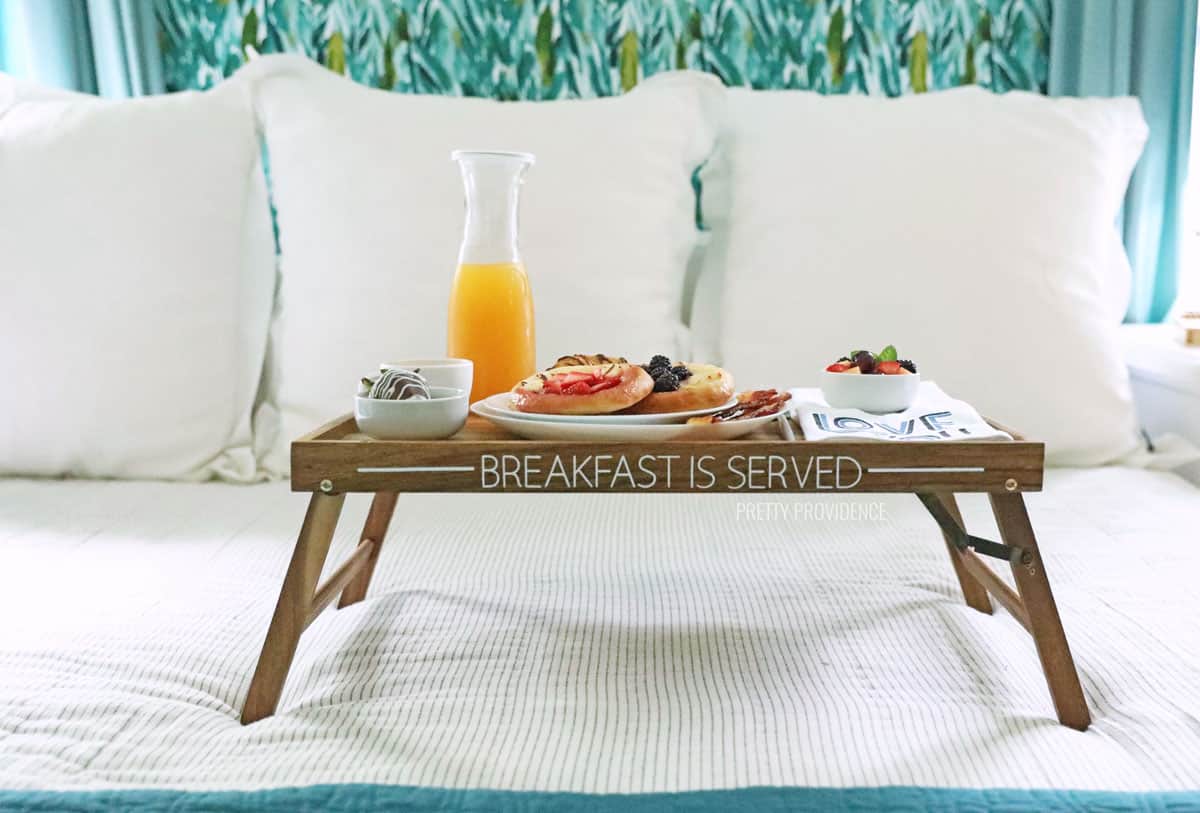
(5, 7, 1199, 809)
(2, 469, 1198, 809)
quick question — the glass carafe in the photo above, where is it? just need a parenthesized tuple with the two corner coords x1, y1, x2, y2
(448, 150, 536, 402)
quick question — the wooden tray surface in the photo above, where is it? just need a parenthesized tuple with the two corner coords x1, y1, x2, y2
(291, 415, 1043, 495)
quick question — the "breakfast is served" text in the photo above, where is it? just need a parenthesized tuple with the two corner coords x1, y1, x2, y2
(478, 453, 863, 491)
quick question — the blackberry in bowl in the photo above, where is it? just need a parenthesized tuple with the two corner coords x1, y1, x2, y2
(821, 345, 920, 413)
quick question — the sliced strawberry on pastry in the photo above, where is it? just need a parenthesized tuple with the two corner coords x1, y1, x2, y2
(511, 364, 653, 414)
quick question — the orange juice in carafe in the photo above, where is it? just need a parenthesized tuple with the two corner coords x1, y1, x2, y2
(448, 261, 535, 401)
(448, 150, 536, 401)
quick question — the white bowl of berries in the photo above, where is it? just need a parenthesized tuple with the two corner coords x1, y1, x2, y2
(821, 346, 921, 414)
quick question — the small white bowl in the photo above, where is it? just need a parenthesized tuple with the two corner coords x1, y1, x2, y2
(820, 370, 921, 414)
(354, 386, 469, 440)
(379, 359, 473, 393)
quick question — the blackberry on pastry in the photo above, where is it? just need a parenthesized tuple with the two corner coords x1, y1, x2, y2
(622, 359, 734, 414)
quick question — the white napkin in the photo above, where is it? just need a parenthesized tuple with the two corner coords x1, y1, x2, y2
(789, 382, 1013, 442)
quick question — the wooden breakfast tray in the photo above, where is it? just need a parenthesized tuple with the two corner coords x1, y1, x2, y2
(289, 414, 1044, 495)
(241, 412, 1089, 735)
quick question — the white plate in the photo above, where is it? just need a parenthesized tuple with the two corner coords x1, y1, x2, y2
(471, 400, 786, 442)
(478, 392, 737, 424)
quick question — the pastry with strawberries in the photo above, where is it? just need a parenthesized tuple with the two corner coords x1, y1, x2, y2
(550, 353, 628, 367)
(512, 362, 653, 415)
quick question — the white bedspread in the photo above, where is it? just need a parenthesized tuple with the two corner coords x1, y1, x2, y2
(1, 469, 1198, 793)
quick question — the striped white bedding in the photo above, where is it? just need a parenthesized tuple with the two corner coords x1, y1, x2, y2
(0, 468, 1198, 793)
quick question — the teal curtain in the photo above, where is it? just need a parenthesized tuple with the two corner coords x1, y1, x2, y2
(1049, 0, 1198, 323)
(0, 1, 29, 79)
(0, 0, 164, 97)
(0, 6, 6, 71)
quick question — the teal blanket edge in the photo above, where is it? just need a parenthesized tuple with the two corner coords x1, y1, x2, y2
(3, 784, 1199, 812)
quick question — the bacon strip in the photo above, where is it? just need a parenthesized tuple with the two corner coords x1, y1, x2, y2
(687, 389, 792, 424)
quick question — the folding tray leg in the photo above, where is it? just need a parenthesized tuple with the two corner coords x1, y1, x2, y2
(338, 491, 399, 608)
(241, 492, 345, 724)
(930, 492, 993, 614)
(990, 493, 1091, 731)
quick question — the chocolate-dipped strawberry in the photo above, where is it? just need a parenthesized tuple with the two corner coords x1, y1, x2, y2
(360, 368, 431, 400)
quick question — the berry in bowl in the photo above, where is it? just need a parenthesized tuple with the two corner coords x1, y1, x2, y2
(821, 345, 921, 413)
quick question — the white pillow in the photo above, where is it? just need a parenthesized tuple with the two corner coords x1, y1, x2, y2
(239, 55, 720, 472)
(0, 76, 274, 480)
(701, 87, 1148, 466)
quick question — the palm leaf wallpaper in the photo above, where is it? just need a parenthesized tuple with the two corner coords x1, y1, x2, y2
(158, 0, 1050, 98)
